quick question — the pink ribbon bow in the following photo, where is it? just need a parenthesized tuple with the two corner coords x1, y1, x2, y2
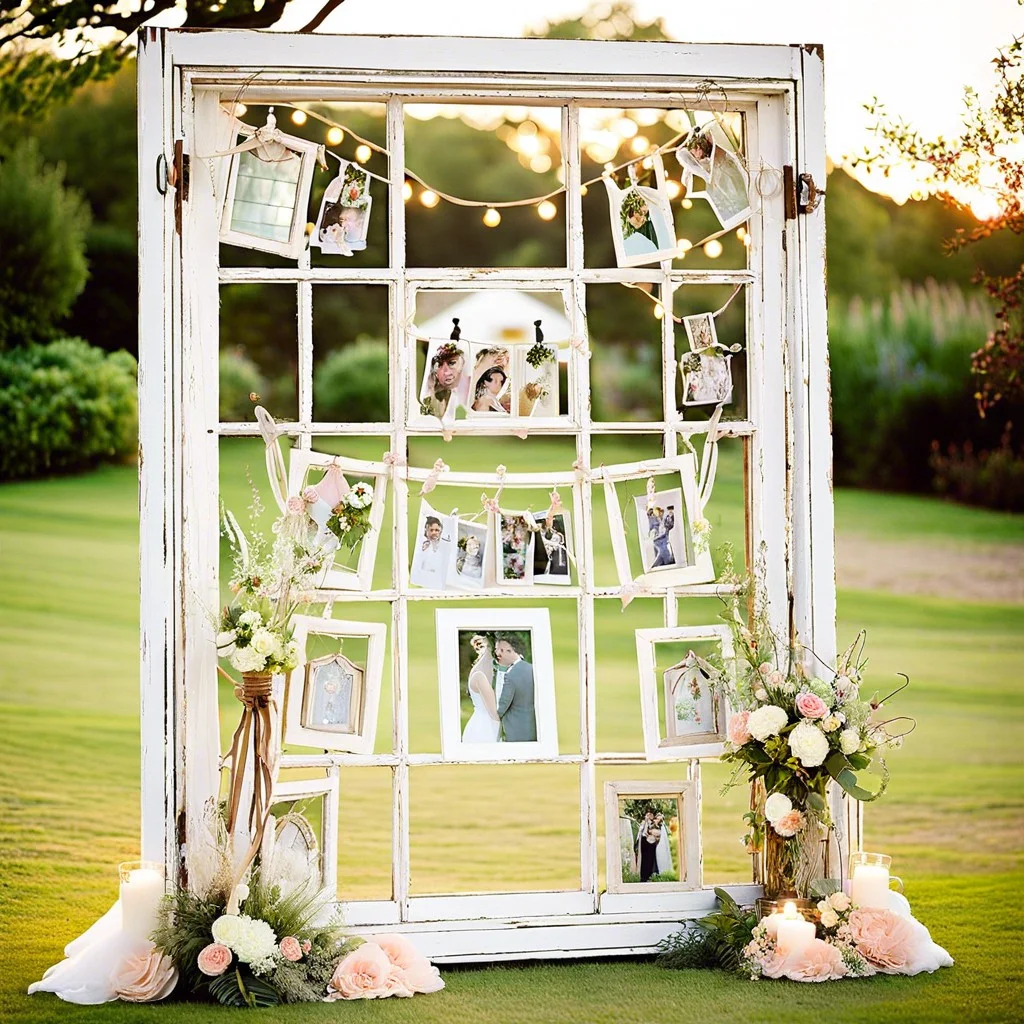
(419, 458, 449, 496)
(569, 335, 591, 359)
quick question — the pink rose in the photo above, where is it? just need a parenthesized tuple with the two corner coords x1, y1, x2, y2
(302, 487, 320, 504)
(287, 496, 305, 514)
(112, 943, 178, 1001)
(772, 809, 806, 837)
(197, 942, 232, 977)
(795, 691, 829, 720)
(849, 907, 916, 971)
(302, 939, 312, 954)
(727, 711, 751, 746)
(280, 936, 302, 962)
(326, 942, 393, 1000)
(371, 934, 445, 994)
(786, 938, 849, 982)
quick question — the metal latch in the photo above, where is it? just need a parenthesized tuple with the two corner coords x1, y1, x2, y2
(798, 172, 824, 214)
(782, 166, 825, 218)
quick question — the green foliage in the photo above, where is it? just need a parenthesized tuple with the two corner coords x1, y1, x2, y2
(929, 426, 1024, 512)
(152, 889, 224, 996)
(0, 140, 90, 348)
(312, 339, 390, 422)
(655, 926, 717, 969)
(528, 2, 671, 41)
(694, 888, 758, 973)
(208, 968, 281, 1008)
(0, 337, 137, 480)
(219, 349, 268, 422)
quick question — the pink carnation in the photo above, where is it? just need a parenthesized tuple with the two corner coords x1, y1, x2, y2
(786, 938, 849, 982)
(326, 942, 393, 1000)
(280, 936, 302, 962)
(795, 691, 829, 720)
(196, 942, 232, 977)
(371, 933, 445, 995)
(848, 907, 916, 971)
(286, 496, 305, 514)
(772, 809, 806, 837)
(727, 711, 751, 746)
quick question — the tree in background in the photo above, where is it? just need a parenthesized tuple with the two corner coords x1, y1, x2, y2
(858, 32, 1023, 415)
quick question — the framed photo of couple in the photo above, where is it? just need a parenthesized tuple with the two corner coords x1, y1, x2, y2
(435, 608, 558, 763)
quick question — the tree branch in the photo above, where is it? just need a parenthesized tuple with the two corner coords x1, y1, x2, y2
(299, 0, 346, 34)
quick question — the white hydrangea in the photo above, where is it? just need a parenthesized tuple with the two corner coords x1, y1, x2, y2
(763, 792, 792, 824)
(781, 681, 797, 695)
(216, 630, 237, 655)
(348, 482, 373, 509)
(230, 644, 267, 673)
(250, 627, 278, 656)
(789, 721, 830, 767)
(839, 728, 861, 754)
(213, 914, 278, 966)
(747, 704, 788, 741)
(238, 610, 262, 628)
(820, 907, 839, 928)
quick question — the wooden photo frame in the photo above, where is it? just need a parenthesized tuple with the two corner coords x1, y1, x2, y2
(436, 608, 558, 762)
(636, 625, 734, 760)
(603, 780, 699, 895)
(263, 774, 339, 895)
(286, 615, 386, 754)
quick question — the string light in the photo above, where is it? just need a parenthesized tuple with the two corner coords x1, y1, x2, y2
(530, 154, 552, 174)
(290, 109, 307, 126)
(612, 117, 638, 138)
(630, 135, 650, 155)
(402, 180, 413, 202)
(326, 126, 344, 146)
(580, 184, 588, 196)
(736, 226, 747, 241)
(678, 239, 693, 252)
(483, 207, 501, 227)
(234, 103, 247, 116)
(537, 200, 558, 221)
(703, 239, 724, 258)
(653, 304, 664, 320)
(420, 190, 440, 208)
(665, 179, 682, 200)
(355, 144, 372, 163)
(681, 198, 693, 210)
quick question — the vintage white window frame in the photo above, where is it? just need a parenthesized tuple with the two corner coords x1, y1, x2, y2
(266, 774, 340, 895)
(286, 614, 387, 754)
(137, 29, 841, 962)
(636, 624, 735, 761)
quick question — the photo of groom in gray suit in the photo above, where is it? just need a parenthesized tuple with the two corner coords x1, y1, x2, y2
(494, 636, 537, 742)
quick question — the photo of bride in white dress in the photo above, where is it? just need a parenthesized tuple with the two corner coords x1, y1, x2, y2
(461, 634, 501, 743)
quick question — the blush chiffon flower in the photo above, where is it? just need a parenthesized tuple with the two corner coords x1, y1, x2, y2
(727, 711, 751, 746)
(848, 908, 916, 971)
(371, 933, 445, 994)
(196, 942, 232, 977)
(326, 942, 394, 1000)
(786, 939, 849, 982)
(111, 943, 178, 1002)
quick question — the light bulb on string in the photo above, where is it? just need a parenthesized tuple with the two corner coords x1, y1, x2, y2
(290, 109, 307, 126)
(402, 180, 413, 202)
(681, 198, 693, 210)
(530, 154, 552, 174)
(665, 179, 682, 200)
(234, 103, 247, 116)
(630, 135, 650, 155)
(355, 144, 372, 163)
(580, 184, 588, 197)
(537, 200, 558, 221)
(420, 190, 440, 208)
(326, 126, 344, 146)
(483, 208, 501, 227)
(736, 226, 747, 241)
(704, 239, 724, 259)
(641, 156, 653, 170)
(653, 303, 664, 320)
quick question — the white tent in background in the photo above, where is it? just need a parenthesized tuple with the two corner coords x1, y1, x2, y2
(416, 290, 572, 361)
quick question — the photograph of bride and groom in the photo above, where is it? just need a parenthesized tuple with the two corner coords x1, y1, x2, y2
(459, 632, 537, 743)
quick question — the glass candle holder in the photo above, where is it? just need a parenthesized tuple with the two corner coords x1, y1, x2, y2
(119, 860, 166, 939)
(849, 851, 903, 909)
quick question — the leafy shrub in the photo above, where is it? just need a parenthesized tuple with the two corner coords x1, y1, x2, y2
(313, 339, 389, 422)
(0, 338, 137, 480)
(929, 425, 1024, 512)
(0, 140, 91, 349)
(219, 348, 268, 422)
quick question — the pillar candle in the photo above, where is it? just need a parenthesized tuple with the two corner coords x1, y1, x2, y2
(120, 867, 165, 939)
(775, 901, 815, 957)
(850, 863, 890, 909)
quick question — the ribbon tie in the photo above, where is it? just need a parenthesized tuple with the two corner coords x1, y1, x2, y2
(419, 458, 449, 495)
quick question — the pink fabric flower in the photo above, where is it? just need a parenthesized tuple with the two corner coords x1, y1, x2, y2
(286, 496, 305, 514)
(795, 691, 829, 720)
(280, 936, 303, 962)
(326, 942, 393, 1000)
(113, 943, 178, 1001)
(849, 908, 916, 970)
(772, 809, 806, 837)
(786, 938, 849, 982)
(727, 711, 751, 746)
(760, 949, 790, 979)
(196, 942, 232, 977)
(302, 487, 320, 504)
(371, 933, 445, 994)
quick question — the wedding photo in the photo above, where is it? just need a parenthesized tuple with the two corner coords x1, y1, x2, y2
(409, 500, 455, 589)
(418, 338, 467, 420)
(498, 512, 535, 584)
(532, 509, 572, 585)
(468, 344, 513, 415)
(633, 488, 694, 574)
(682, 312, 718, 353)
(516, 336, 560, 418)
(445, 517, 490, 590)
(616, 796, 680, 884)
(603, 153, 678, 268)
(676, 125, 752, 232)
(682, 352, 734, 406)
(436, 609, 558, 761)
(312, 160, 372, 256)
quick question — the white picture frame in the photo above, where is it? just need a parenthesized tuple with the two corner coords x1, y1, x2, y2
(603, 151, 679, 268)
(635, 625, 734, 760)
(285, 615, 386, 755)
(417, 336, 469, 421)
(603, 780, 699, 895)
(435, 608, 558, 763)
(264, 774, 340, 895)
(676, 124, 753, 233)
(682, 313, 718, 353)
(311, 159, 372, 257)
(287, 448, 389, 593)
(633, 488, 692, 575)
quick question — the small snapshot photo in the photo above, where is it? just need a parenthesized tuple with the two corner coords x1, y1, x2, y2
(468, 343, 513, 415)
(419, 339, 468, 420)
(532, 508, 572, 585)
(446, 517, 490, 590)
(633, 488, 693, 573)
(603, 152, 678, 268)
(676, 126, 752, 233)
(498, 512, 535, 585)
(604, 781, 696, 893)
(517, 339, 560, 418)
(436, 609, 558, 761)
(681, 352, 734, 407)
(312, 160, 372, 256)
(409, 500, 455, 589)
(682, 312, 718, 353)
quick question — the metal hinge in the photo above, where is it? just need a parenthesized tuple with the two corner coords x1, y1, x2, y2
(782, 166, 825, 218)
(169, 140, 190, 236)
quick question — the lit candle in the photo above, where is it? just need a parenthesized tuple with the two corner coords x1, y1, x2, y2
(119, 862, 165, 939)
(851, 863, 891, 909)
(775, 901, 815, 957)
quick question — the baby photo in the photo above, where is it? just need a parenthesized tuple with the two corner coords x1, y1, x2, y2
(312, 160, 372, 256)
(409, 500, 455, 589)
(633, 488, 693, 573)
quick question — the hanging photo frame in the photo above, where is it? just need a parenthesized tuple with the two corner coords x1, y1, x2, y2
(680, 351, 734, 407)
(409, 500, 457, 590)
(262, 775, 339, 895)
(532, 504, 573, 586)
(603, 152, 678, 268)
(287, 448, 389, 592)
(495, 509, 537, 586)
(312, 159, 372, 256)
(285, 615, 386, 754)
(676, 123, 753, 233)
(418, 319, 469, 421)
(635, 625, 734, 760)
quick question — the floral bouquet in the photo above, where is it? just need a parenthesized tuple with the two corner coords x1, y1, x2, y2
(720, 592, 912, 898)
(322, 480, 374, 552)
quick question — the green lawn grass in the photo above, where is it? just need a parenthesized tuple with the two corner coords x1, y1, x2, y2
(1, 448, 1022, 1023)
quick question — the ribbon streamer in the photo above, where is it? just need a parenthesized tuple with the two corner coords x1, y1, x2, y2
(419, 458, 449, 495)
(254, 406, 289, 514)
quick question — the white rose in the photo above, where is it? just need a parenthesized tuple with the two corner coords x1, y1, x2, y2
(789, 721, 830, 767)
(839, 728, 860, 754)
(763, 792, 792, 824)
(747, 704, 788, 741)
(238, 610, 262, 628)
(216, 630, 237, 655)
(829, 891, 851, 912)
(250, 628, 277, 656)
(211, 914, 242, 946)
(821, 714, 841, 733)
(820, 908, 839, 928)
(230, 645, 266, 673)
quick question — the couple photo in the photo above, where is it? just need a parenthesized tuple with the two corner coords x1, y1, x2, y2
(618, 798, 679, 884)
(460, 632, 537, 744)
(634, 487, 693, 574)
